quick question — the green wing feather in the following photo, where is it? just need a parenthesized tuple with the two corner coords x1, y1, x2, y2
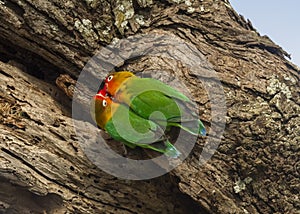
(124, 77, 190, 102)
(104, 104, 163, 144)
(131, 91, 182, 121)
(104, 103, 181, 157)
(117, 77, 206, 136)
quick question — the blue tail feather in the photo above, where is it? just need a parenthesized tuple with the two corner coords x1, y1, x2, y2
(164, 140, 181, 158)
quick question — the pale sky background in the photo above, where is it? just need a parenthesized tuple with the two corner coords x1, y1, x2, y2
(230, 1, 299, 66)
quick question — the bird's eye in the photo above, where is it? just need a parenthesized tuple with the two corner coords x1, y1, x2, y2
(102, 100, 107, 107)
(107, 75, 113, 82)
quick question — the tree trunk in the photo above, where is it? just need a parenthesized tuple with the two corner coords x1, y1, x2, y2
(0, 0, 299, 213)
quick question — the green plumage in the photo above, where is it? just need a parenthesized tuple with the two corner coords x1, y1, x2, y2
(115, 77, 206, 136)
(104, 103, 181, 158)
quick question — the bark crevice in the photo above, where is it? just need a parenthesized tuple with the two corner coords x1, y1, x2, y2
(0, 0, 299, 213)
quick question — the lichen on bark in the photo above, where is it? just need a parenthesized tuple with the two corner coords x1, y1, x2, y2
(0, 0, 299, 213)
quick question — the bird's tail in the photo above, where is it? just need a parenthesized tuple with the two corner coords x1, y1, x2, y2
(168, 119, 206, 136)
(198, 120, 206, 136)
(164, 140, 181, 158)
(136, 140, 181, 158)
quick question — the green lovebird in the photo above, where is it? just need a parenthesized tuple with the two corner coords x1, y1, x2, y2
(101, 71, 206, 136)
(90, 92, 181, 158)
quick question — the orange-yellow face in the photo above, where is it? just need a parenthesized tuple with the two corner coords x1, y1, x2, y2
(104, 71, 134, 96)
(91, 93, 114, 129)
(91, 71, 134, 129)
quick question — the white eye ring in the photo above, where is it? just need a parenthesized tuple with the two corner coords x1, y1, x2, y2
(107, 75, 113, 82)
(102, 100, 107, 107)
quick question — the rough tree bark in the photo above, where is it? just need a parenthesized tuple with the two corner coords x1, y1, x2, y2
(0, 0, 299, 213)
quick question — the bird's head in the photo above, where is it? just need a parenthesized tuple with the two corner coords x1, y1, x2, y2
(104, 71, 134, 96)
(91, 91, 114, 129)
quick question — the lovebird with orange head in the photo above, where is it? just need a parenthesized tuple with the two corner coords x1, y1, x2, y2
(90, 92, 181, 158)
(101, 71, 206, 136)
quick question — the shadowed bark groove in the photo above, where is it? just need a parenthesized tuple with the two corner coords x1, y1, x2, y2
(0, 0, 299, 213)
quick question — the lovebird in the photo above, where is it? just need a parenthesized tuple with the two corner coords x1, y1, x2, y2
(90, 92, 181, 158)
(100, 71, 206, 136)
